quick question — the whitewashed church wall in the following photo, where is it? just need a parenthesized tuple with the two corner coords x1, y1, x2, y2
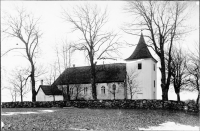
(97, 82, 125, 100)
(36, 88, 63, 101)
(108, 82, 125, 99)
(44, 95, 54, 101)
(68, 84, 93, 100)
(151, 60, 157, 99)
(126, 59, 157, 99)
(96, 83, 109, 99)
(60, 82, 125, 100)
(36, 88, 45, 101)
(126, 60, 143, 99)
(54, 95, 63, 101)
(142, 59, 157, 99)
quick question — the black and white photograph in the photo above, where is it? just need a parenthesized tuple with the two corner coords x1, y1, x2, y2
(1, 1, 199, 130)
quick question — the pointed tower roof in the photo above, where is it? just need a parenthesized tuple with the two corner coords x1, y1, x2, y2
(125, 33, 157, 62)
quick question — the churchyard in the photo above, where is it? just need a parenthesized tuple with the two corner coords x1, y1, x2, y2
(1, 107, 199, 131)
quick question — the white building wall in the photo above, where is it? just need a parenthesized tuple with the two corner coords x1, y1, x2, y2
(97, 82, 125, 100)
(44, 95, 54, 101)
(61, 82, 125, 100)
(54, 95, 63, 101)
(126, 58, 157, 99)
(150, 60, 157, 99)
(66, 84, 93, 100)
(36, 88, 63, 101)
(36, 88, 45, 101)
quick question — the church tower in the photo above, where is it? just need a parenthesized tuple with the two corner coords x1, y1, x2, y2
(125, 33, 157, 99)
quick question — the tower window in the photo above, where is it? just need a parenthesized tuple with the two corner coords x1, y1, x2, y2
(138, 63, 142, 70)
(154, 80, 155, 87)
(153, 64, 155, 71)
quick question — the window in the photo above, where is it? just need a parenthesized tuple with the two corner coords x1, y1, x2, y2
(154, 80, 155, 87)
(101, 86, 105, 94)
(70, 88, 73, 95)
(138, 63, 142, 70)
(112, 84, 116, 92)
(84, 87, 88, 94)
(153, 64, 155, 71)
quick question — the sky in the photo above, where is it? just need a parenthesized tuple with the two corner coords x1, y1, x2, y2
(1, 1, 199, 102)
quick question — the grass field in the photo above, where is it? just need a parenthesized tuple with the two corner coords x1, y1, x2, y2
(1, 108, 199, 131)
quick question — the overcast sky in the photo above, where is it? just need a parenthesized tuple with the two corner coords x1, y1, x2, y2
(1, 1, 199, 102)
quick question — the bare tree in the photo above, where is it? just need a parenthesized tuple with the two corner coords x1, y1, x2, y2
(126, 70, 140, 100)
(124, 1, 188, 100)
(44, 62, 58, 85)
(55, 40, 72, 74)
(108, 84, 119, 100)
(70, 84, 85, 100)
(44, 63, 60, 101)
(5, 86, 17, 102)
(49, 40, 73, 101)
(167, 47, 189, 101)
(2, 8, 42, 102)
(9, 67, 30, 102)
(62, 4, 122, 100)
(186, 45, 200, 105)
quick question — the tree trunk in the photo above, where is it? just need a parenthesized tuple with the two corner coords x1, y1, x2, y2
(196, 91, 199, 105)
(91, 63, 97, 100)
(53, 95, 55, 101)
(15, 91, 16, 102)
(174, 85, 180, 102)
(66, 84, 70, 101)
(31, 76, 36, 102)
(160, 63, 169, 100)
(161, 85, 169, 101)
(130, 88, 133, 100)
(21, 93, 23, 102)
(20, 83, 23, 102)
(130, 93, 132, 100)
(29, 61, 36, 102)
(31, 67, 36, 102)
(176, 92, 180, 102)
(62, 86, 66, 101)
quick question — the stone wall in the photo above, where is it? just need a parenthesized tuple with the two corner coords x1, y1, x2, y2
(1, 99, 199, 113)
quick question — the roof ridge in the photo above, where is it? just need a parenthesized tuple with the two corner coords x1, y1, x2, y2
(67, 62, 126, 69)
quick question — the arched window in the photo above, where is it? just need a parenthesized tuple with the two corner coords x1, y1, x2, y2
(112, 84, 116, 92)
(84, 87, 88, 94)
(70, 88, 73, 95)
(101, 86, 105, 94)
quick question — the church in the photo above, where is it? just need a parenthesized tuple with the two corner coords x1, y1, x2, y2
(36, 33, 157, 101)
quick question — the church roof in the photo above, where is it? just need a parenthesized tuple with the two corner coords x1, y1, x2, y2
(36, 85, 62, 95)
(52, 63, 126, 86)
(125, 33, 157, 62)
